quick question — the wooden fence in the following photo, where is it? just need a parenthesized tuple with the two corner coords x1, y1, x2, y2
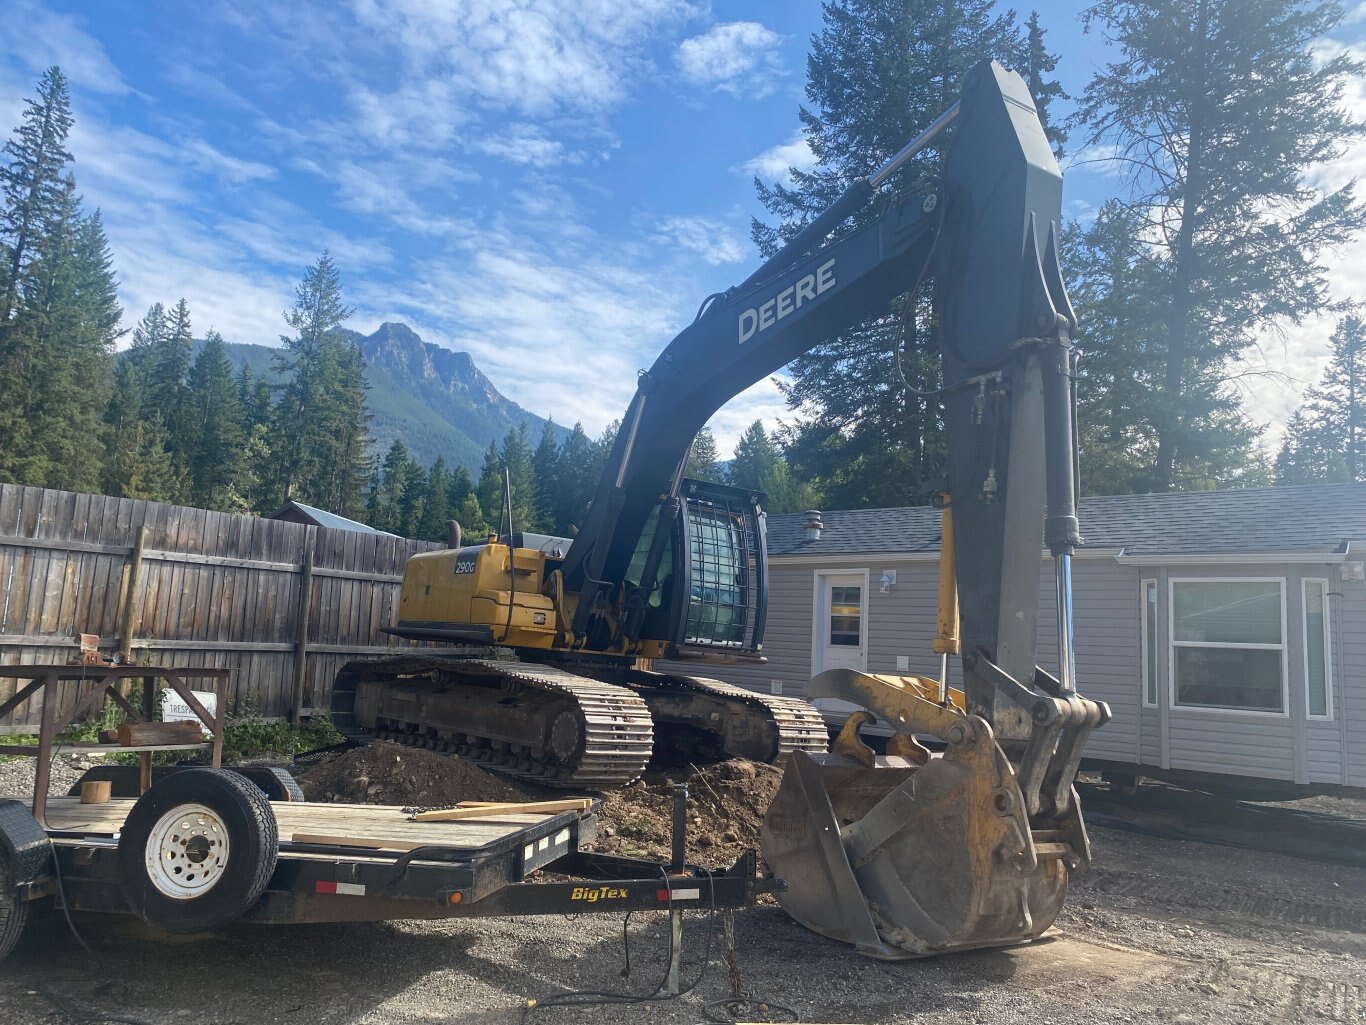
(0, 483, 455, 730)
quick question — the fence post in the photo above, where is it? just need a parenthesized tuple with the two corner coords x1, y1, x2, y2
(118, 525, 148, 663)
(290, 526, 317, 723)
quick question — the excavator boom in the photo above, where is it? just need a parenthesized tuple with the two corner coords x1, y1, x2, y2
(761, 60, 1110, 958)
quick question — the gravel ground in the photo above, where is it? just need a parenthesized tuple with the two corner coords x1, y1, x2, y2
(1, 757, 1363, 1025)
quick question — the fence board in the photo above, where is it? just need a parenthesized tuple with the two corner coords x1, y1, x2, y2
(0, 483, 448, 727)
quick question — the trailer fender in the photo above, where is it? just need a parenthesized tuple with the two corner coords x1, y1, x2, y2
(0, 799, 51, 963)
(0, 799, 52, 890)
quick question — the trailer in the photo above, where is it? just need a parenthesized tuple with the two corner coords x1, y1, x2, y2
(0, 665, 776, 986)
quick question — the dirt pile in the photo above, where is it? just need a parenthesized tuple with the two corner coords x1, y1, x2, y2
(296, 743, 785, 869)
(590, 758, 785, 868)
(297, 741, 546, 807)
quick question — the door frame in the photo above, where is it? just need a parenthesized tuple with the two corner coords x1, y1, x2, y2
(810, 568, 870, 675)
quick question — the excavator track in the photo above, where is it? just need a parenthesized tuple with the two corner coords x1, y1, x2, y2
(621, 670, 831, 761)
(331, 656, 830, 789)
(331, 655, 654, 789)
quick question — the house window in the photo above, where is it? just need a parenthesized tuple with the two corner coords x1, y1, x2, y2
(1141, 579, 1157, 706)
(1170, 579, 1285, 714)
(1303, 579, 1331, 719)
(829, 585, 862, 646)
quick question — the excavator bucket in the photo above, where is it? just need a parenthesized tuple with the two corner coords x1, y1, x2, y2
(762, 669, 1090, 959)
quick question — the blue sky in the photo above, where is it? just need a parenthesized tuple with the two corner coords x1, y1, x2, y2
(1, 1, 1364, 453)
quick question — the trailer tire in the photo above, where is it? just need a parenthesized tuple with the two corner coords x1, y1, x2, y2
(117, 768, 278, 934)
(0, 844, 29, 964)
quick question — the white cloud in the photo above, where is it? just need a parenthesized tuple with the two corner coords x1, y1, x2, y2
(476, 124, 577, 168)
(347, 0, 693, 123)
(391, 233, 685, 433)
(182, 139, 277, 185)
(708, 375, 791, 454)
(738, 131, 817, 182)
(1, 0, 129, 95)
(676, 21, 785, 99)
(653, 215, 748, 265)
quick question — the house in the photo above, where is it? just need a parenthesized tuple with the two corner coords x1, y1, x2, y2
(686, 483, 1366, 794)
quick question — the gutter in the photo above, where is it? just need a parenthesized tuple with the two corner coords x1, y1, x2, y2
(770, 548, 1124, 566)
(1111, 541, 1354, 567)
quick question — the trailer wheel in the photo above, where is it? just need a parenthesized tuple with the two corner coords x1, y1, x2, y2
(117, 768, 278, 934)
(0, 846, 28, 964)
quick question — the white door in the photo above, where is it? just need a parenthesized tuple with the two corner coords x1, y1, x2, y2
(812, 572, 867, 716)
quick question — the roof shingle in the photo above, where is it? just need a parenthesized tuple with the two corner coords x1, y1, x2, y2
(766, 483, 1366, 558)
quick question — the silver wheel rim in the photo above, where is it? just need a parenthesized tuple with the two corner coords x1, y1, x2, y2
(144, 803, 231, 900)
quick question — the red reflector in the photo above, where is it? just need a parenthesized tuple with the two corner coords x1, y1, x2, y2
(656, 889, 670, 901)
(315, 881, 339, 894)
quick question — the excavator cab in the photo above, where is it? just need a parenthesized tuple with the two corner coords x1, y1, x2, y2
(620, 479, 768, 660)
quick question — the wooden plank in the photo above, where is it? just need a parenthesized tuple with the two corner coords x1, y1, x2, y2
(411, 799, 592, 822)
(116, 721, 204, 745)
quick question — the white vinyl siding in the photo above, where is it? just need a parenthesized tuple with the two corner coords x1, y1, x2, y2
(1169, 578, 1288, 716)
(1302, 578, 1331, 720)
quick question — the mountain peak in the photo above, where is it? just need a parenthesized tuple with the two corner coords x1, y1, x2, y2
(204, 320, 565, 472)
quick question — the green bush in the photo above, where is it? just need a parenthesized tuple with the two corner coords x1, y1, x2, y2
(219, 709, 343, 763)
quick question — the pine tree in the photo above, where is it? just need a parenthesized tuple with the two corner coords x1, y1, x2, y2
(156, 297, 195, 466)
(447, 464, 476, 511)
(0, 67, 73, 322)
(0, 168, 120, 490)
(377, 439, 410, 533)
(187, 330, 249, 510)
(727, 419, 822, 513)
(753, 0, 1047, 509)
(501, 424, 536, 531)
(418, 456, 453, 541)
(1072, 0, 1366, 491)
(398, 456, 428, 538)
(552, 422, 599, 535)
(476, 440, 503, 530)
(683, 426, 722, 480)
(1025, 11, 1067, 159)
(127, 302, 167, 378)
(729, 421, 780, 492)
(0, 67, 95, 486)
(1276, 314, 1366, 482)
(102, 361, 182, 501)
(532, 420, 559, 532)
(268, 252, 369, 515)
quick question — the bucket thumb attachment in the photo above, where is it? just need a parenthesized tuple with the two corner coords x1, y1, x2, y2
(762, 670, 1084, 959)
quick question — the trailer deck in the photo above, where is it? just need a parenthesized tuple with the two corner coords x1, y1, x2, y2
(29, 795, 575, 853)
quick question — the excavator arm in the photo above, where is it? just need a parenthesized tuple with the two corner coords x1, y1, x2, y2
(752, 60, 1111, 959)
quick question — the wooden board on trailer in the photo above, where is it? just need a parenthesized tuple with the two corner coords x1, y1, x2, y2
(25, 795, 581, 853)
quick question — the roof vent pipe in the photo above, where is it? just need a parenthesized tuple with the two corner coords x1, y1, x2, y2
(805, 510, 824, 542)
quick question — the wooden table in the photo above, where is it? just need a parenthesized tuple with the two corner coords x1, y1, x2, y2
(0, 665, 228, 825)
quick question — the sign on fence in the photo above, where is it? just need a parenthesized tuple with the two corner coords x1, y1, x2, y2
(161, 689, 217, 732)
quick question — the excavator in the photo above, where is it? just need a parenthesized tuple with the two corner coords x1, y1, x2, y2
(331, 59, 1109, 956)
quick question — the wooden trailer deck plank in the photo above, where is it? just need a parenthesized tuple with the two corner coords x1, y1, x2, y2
(14, 796, 582, 850)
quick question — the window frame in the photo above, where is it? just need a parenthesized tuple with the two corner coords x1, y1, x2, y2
(1141, 578, 1158, 708)
(1167, 576, 1289, 718)
(1302, 577, 1333, 721)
